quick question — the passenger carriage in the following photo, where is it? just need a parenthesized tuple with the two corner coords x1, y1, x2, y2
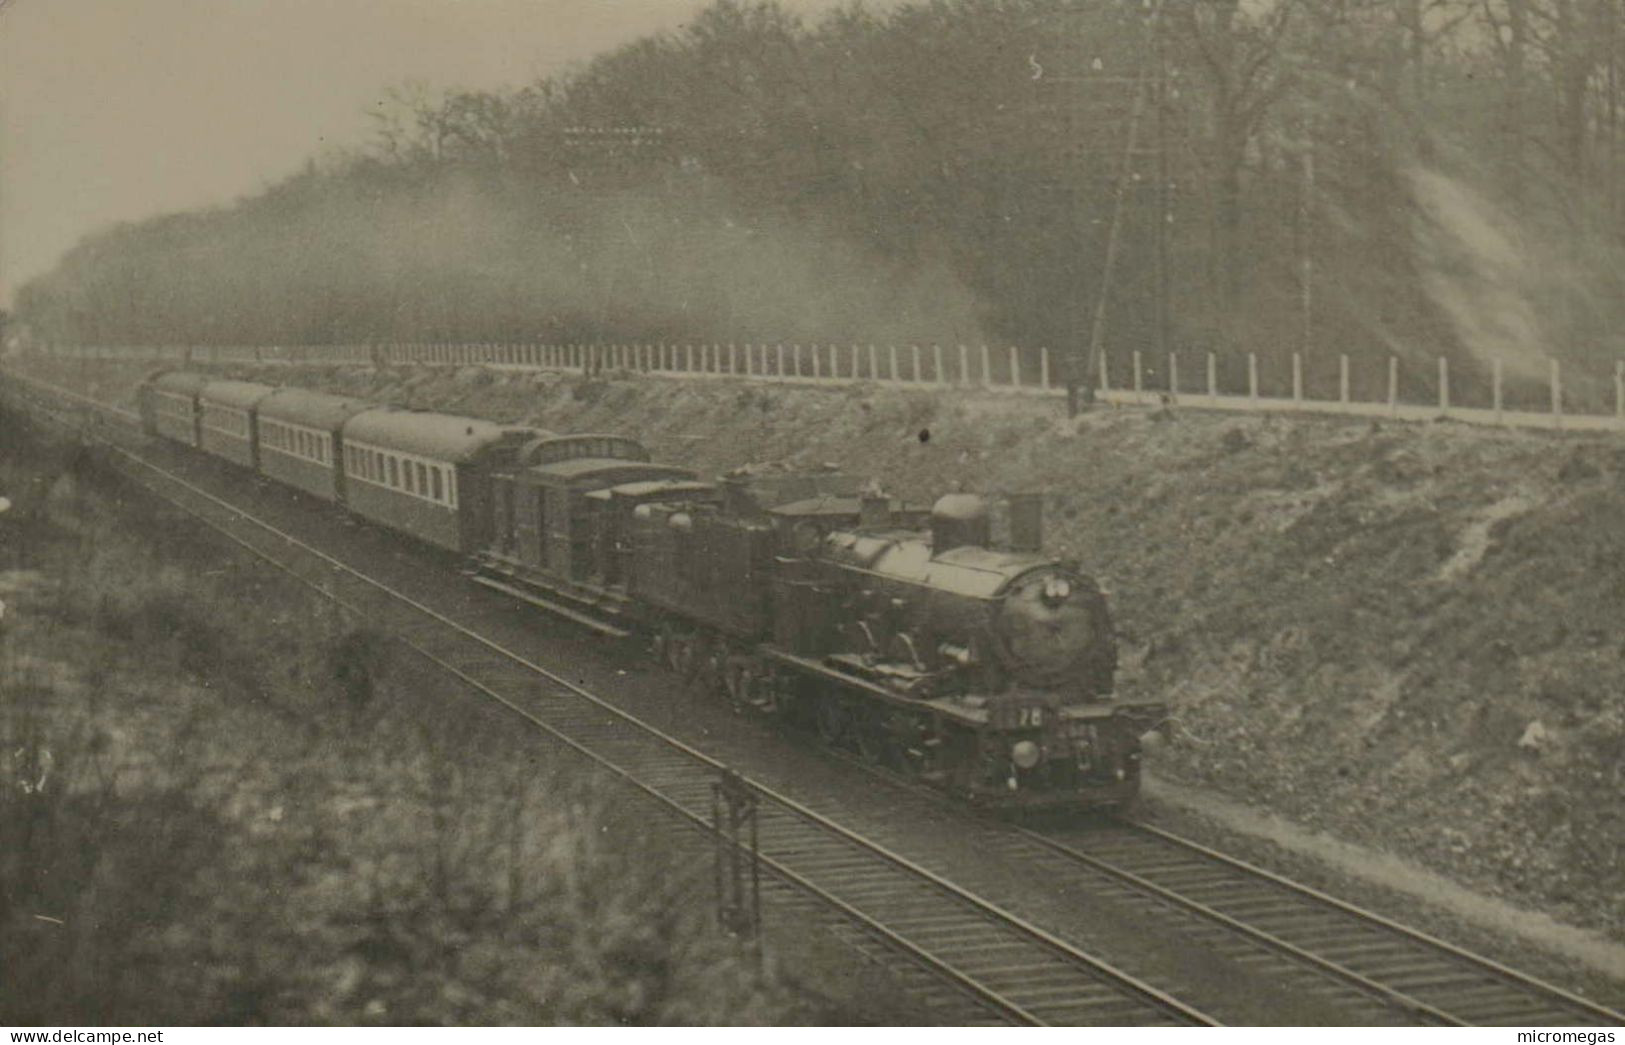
(138, 371, 211, 447)
(197, 380, 275, 469)
(255, 387, 377, 503)
(341, 409, 534, 553)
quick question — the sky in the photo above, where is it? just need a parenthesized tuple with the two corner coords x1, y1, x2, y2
(0, 0, 853, 306)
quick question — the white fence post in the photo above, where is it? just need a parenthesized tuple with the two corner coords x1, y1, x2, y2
(1493, 358, 1504, 424)
(830, 343, 838, 380)
(1207, 352, 1217, 404)
(1168, 352, 1178, 400)
(1010, 346, 1021, 390)
(1248, 353, 1258, 401)
(1339, 354, 1349, 409)
(1439, 356, 1449, 413)
(1040, 348, 1051, 391)
(1550, 357, 1562, 428)
(1388, 357, 1399, 415)
(980, 345, 992, 388)
(1616, 361, 1623, 423)
(1132, 350, 1143, 400)
(1292, 353, 1303, 403)
(1100, 351, 1109, 393)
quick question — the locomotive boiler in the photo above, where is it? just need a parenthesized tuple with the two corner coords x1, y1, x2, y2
(765, 489, 1153, 807)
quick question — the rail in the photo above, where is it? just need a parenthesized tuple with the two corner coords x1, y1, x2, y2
(0, 371, 1215, 1028)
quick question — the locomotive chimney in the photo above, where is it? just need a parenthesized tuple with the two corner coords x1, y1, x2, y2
(859, 493, 891, 529)
(859, 478, 891, 529)
(1008, 492, 1043, 553)
(931, 493, 990, 554)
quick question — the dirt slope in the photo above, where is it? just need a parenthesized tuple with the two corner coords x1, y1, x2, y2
(24, 357, 1625, 941)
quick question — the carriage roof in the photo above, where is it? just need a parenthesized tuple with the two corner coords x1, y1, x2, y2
(583, 478, 714, 502)
(257, 387, 379, 430)
(147, 371, 211, 396)
(343, 409, 534, 463)
(528, 458, 693, 484)
(199, 380, 276, 410)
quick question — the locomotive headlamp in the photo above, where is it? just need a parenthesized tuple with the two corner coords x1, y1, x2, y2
(1011, 740, 1042, 770)
(1041, 577, 1072, 604)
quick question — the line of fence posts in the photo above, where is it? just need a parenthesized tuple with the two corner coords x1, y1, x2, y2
(44, 342, 1625, 430)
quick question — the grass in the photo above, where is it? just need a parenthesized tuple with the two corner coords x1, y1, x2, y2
(0, 407, 879, 1025)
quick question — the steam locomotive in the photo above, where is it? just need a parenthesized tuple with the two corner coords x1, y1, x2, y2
(135, 370, 1163, 810)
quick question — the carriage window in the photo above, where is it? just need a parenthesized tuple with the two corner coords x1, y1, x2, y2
(416, 462, 428, 496)
(431, 467, 443, 502)
(404, 461, 415, 494)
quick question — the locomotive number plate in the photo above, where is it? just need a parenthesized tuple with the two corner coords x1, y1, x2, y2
(994, 705, 1047, 729)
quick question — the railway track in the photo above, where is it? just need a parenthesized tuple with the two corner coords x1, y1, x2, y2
(0, 373, 1213, 1027)
(6, 370, 1622, 1026)
(1021, 819, 1624, 1026)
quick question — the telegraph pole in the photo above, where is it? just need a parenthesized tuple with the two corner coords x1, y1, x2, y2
(1068, 1, 1164, 418)
(1154, 13, 1173, 365)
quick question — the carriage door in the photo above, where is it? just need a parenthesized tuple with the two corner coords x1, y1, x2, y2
(534, 489, 549, 569)
(491, 477, 515, 558)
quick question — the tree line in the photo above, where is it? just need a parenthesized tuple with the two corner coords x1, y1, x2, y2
(17, 0, 1625, 393)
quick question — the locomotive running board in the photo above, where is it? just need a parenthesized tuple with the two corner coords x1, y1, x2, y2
(469, 575, 632, 638)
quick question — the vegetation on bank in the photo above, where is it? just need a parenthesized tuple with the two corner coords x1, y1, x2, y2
(45, 354, 1616, 943)
(0, 412, 868, 1025)
(15, 0, 1625, 393)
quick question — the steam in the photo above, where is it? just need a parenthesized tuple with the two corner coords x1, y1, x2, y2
(226, 170, 986, 347)
(1406, 167, 1549, 381)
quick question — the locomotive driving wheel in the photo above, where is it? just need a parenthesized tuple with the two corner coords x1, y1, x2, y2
(853, 706, 904, 768)
(723, 661, 755, 712)
(814, 696, 849, 749)
(658, 624, 696, 680)
(853, 713, 889, 765)
(693, 637, 726, 698)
